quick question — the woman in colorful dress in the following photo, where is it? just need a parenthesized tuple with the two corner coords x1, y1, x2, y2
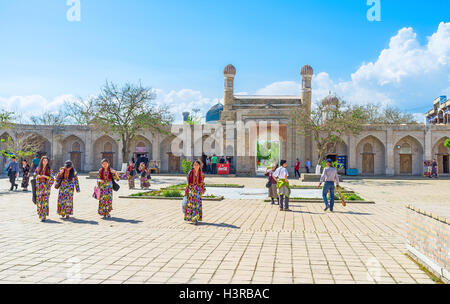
(139, 162, 150, 190)
(21, 159, 31, 191)
(184, 160, 205, 225)
(97, 159, 119, 219)
(126, 161, 136, 189)
(33, 156, 54, 222)
(56, 160, 80, 219)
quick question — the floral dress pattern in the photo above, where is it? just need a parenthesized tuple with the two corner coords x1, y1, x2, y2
(33, 169, 54, 220)
(56, 168, 80, 217)
(140, 169, 150, 189)
(126, 167, 135, 189)
(184, 172, 205, 224)
(98, 170, 119, 216)
(21, 164, 30, 189)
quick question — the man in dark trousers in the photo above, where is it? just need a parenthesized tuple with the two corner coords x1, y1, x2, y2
(7, 156, 19, 191)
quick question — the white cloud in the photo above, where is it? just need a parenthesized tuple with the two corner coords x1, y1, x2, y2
(0, 94, 78, 122)
(254, 22, 450, 114)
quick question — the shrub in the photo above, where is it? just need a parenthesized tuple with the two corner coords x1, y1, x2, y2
(162, 189, 183, 197)
(182, 159, 193, 174)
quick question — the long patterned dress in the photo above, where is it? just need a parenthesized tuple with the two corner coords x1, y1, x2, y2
(126, 165, 135, 189)
(184, 170, 205, 224)
(56, 168, 80, 217)
(140, 168, 150, 189)
(98, 169, 119, 217)
(21, 164, 30, 190)
(33, 169, 54, 220)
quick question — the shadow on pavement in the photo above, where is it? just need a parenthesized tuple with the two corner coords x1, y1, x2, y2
(105, 217, 143, 224)
(198, 222, 240, 229)
(332, 211, 372, 215)
(66, 217, 99, 225)
(42, 219, 62, 224)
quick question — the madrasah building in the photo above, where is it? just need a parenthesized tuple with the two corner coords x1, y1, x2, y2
(1, 64, 449, 176)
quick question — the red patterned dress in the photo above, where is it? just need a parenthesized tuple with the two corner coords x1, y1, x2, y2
(126, 164, 135, 189)
(98, 168, 119, 217)
(56, 168, 80, 217)
(33, 168, 54, 221)
(184, 169, 205, 224)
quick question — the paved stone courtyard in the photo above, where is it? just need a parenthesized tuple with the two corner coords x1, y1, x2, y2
(0, 175, 445, 284)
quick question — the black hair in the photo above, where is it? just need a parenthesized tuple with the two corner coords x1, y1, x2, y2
(280, 160, 287, 166)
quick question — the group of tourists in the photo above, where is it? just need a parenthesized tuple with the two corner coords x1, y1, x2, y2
(10, 154, 122, 222)
(6, 154, 41, 192)
(125, 161, 151, 190)
(265, 158, 340, 212)
(31, 156, 82, 222)
(202, 153, 229, 174)
(425, 159, 438, 178)
(292, 158, 312, 178)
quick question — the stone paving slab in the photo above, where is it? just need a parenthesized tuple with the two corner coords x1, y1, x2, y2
(0, 176, 436, 284)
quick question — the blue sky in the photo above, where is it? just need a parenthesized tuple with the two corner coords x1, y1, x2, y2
(0, 0, 449, 122)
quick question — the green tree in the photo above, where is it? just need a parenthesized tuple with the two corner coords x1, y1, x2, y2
(182, 159, 193, 174)
(292, 98, 366, 166)
(445, 138, 450, 149)
(92, 81, 173, 162)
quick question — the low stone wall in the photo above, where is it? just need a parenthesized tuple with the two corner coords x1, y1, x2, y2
(406, 204, 450, 283)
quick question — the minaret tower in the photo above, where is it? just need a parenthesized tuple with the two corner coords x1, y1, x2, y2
(300, 64, 313, 113)
(223, 64, 236, 112)
(300, 65, 314, 164)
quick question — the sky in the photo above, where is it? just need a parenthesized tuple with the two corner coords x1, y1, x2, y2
(0, 0, 449, 123)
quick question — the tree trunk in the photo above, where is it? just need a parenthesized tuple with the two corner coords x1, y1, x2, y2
(121, 134, 130, 163)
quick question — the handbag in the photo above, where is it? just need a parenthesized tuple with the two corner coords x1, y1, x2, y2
(92, 185, 101, 200)
(31, 178, 37, 204)
(181, 195, 188, 213)
(265, 180, 272, 188)
(112, 179, 120, 191)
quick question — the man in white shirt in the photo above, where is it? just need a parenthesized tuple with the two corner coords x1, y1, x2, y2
(272, 160, 291, 211)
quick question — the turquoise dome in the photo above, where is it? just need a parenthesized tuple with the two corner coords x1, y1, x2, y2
(205, 103, 224, 123)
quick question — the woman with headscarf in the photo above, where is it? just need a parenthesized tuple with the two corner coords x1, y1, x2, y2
(97, 159, 120, 219)
(33, 156, 54, 222)
(139, 162, 150, 190)
(126, 161, 136, 189)
(184, 160, 205, 225)
(55, 160, 80, 219)
(21, 159, 31, 191)
(265, 163, 279, 205)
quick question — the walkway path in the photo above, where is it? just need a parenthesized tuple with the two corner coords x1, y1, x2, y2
(0, 175, 437, 284)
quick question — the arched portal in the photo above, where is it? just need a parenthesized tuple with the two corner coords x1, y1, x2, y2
(62, 135, 85, 172)
(432, 137, 450, 174)
(356, 136, 386, 175)
(93, 135, 118, 170)
(394, 136, 423, 175)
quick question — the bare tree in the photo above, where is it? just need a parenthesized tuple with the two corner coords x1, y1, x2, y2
(63, 97, 97, 125)
(30, 111, 65, 126)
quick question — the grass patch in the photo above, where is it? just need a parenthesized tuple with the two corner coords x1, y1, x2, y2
(404, 253, 444, 284)
(161, 189, 183, 197)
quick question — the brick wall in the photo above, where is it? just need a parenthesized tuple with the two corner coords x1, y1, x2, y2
(406, 204, 450, 283)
